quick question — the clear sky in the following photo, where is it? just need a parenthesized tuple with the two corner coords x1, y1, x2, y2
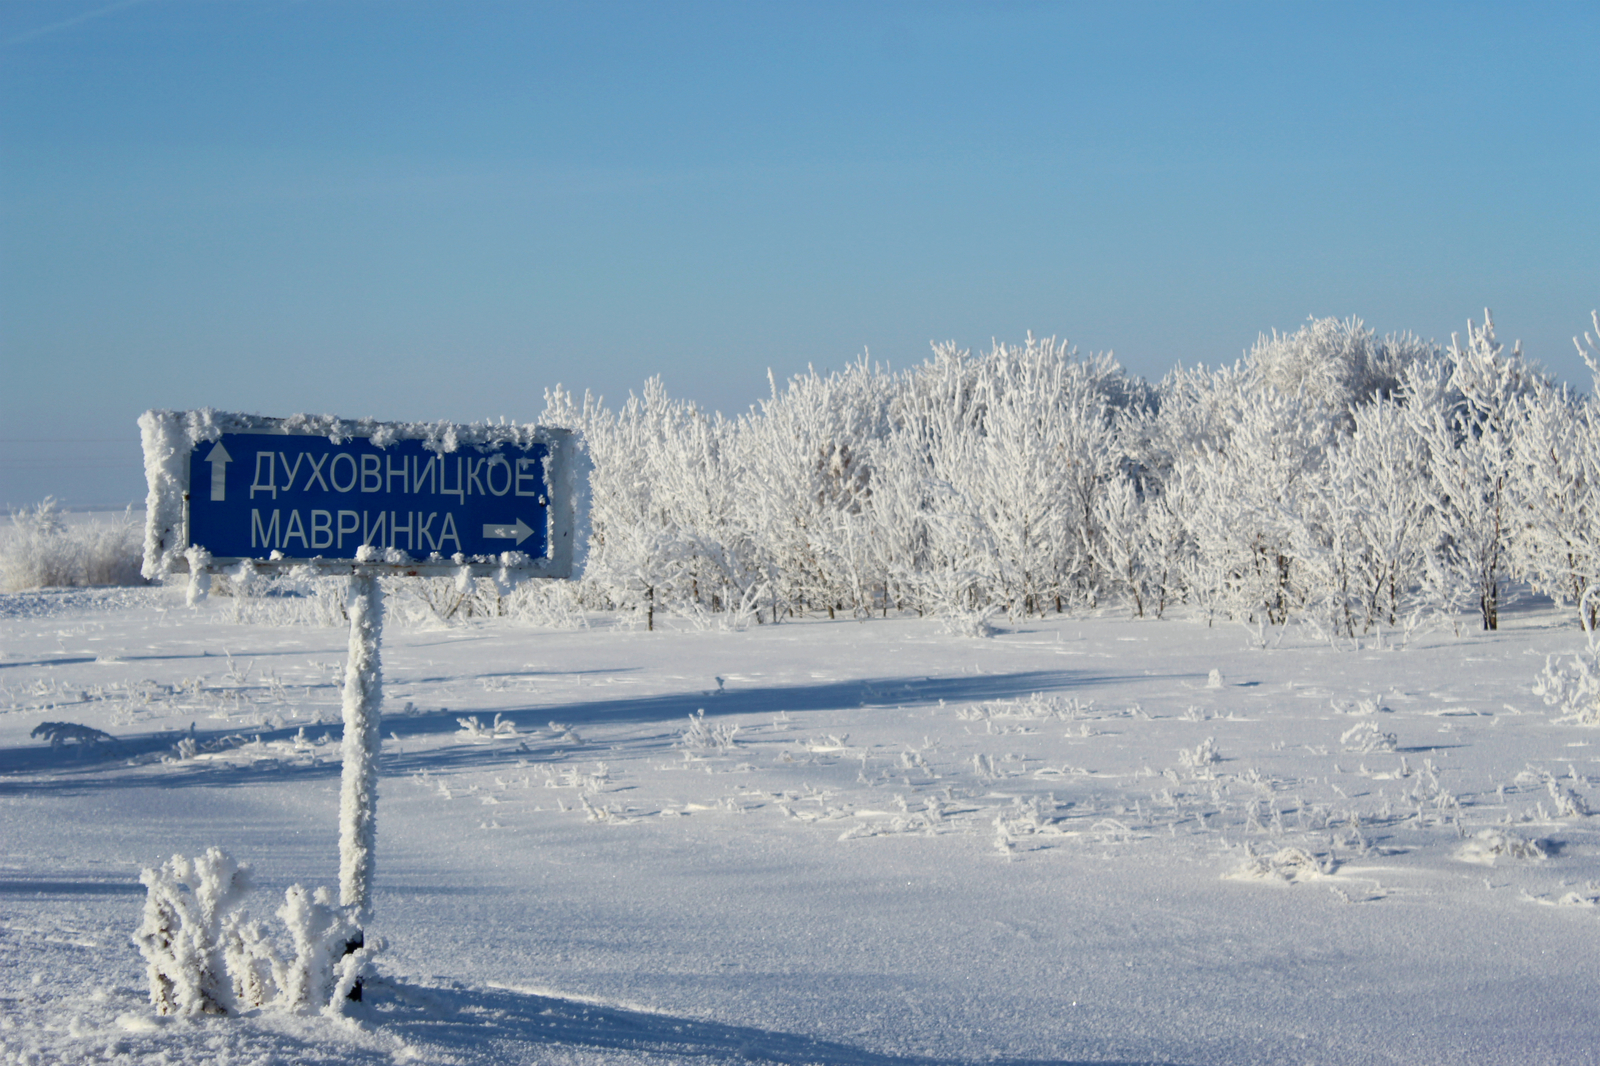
(3, 0, 1596, 507)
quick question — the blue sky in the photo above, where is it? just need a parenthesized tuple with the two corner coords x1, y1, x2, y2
(3, 0, 1596, 507)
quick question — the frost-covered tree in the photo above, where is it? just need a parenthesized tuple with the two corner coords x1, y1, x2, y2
(735, 359, 892, 620)
(1408, 313, 1543, 630)
(882, 336, 1125, 619)
(1510, 314, 1600, 631)
(1511, 381, 1597, 629)
(1322, 398, 1434, 630)
(1160, 365, 1335, 624)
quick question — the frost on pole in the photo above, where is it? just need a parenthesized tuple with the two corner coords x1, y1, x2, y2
(339, 568, 383, 918)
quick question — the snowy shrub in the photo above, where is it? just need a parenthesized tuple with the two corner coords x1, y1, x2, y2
(1535, 635, 1600, 726)
(1178, 737, 1221, 770)
(735, 359, 894, 622)
(991, 796, 1066, 853)
(275, 884, 369, 1012)
(1510, 322, 1600, 631)
(904, 336, 1122, 616)
(1543, 774, 1591, 818)
(1247, 316, 1431, 418)
(457, 713, 518, 740)
(0, 499, 145, 591)
(134, 849, 376, 1018)
(134, 848, 258, 1015)
(937, 605, 999, 639)
(1315, 400, 1434, 631)
(1226, 846, 1336, 883)
(504, 579, 590, 628)
(679, 708, 739, 755)
(1164, 368, 1330, 625)
(1340, 721, 1398, 754)
(1456, 828, 1546, 865)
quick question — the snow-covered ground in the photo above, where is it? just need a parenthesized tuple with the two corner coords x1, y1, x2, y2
(3, 587, 1598, 1065)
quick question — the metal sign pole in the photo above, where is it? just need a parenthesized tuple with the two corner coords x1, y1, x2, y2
(338, 567, 384, 990)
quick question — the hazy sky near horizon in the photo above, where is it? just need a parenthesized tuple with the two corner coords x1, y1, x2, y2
(3, 0, 1597, 507)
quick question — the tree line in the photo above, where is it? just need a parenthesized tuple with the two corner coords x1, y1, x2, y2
(535, 312, 1598, 637)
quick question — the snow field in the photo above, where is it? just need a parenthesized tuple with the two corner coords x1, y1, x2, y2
(2, 588, 1599, 1064)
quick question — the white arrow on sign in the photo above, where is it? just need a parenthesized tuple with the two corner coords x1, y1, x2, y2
(483, 517, 535, 546)
(205, 441, 233, 501)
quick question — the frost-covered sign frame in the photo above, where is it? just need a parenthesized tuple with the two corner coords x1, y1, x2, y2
(139, 410, 589, 581)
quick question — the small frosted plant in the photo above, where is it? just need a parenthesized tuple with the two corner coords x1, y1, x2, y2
(1456, 829, 1546, 865)
(1341, 721, 1398, 754)
(1544, 774, 1591, 818)
(679, 708, 739, 754)
(1226, 846, 1335, 883)
(1178, 737, 1221, 770)
(1534, 638, 1600, 726)
(456, 713, 518, 741)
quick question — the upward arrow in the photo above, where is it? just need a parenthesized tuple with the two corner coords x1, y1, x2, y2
(205, 441, 232, 501)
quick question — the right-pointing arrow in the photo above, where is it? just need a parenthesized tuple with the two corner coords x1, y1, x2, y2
(483, 517, 535, 546)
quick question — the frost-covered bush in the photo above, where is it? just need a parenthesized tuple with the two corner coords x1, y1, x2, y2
(1535, 629, 1600, 726)
(0, 498, 145, 591)
(1457, 828, 1546, 865)
(275, 883, 368, 1012)
(133, 848, 375, 1017)
(1319, 400, 1434, 630)
(679, 708, 739, 754)
(1340, 720, 1398, 754)
(135, 848, 258, 1015)
(1226, 845, 1335, 883)
(883, 336, 1125, 617)
(457, 713, 518, 740)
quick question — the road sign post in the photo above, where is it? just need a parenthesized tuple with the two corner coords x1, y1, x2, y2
(140, 409, 587, 1003)
(338, 567, 382, 978)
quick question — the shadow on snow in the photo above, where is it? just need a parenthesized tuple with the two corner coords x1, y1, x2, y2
(364, 977, 1195, 1066)
(0, 668, 1164, 793)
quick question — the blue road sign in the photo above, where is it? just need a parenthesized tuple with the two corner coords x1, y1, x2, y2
(187, 432, 550, 562)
